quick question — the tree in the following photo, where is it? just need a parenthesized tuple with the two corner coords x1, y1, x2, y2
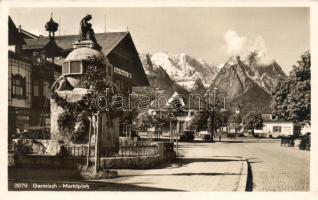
(216, 111, 229, 131)
(229, 113, 242, 132)
(135, 112, 153, 131)
(190, 109, 228, 132)
(243, 111, 263, 136)
(165, 94, 185, 140)
(271, 51, 310, 126)
(190, 111, 209, 131)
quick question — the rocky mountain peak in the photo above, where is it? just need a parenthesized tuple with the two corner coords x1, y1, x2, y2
(148, 52, 218, 88)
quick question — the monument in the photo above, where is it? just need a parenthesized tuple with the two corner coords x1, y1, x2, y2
(49, 15, 119, 159)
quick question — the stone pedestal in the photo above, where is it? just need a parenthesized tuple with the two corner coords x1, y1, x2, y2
(50, 89, 90, 144)
(72, 40, 101, 50)
(72, 40, 94, 49)
(50, 89, 120, 155)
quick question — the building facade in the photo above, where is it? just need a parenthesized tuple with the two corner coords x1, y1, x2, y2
(10, 14, 149, 147)
(254, 114, 300, 137)
(9, 16, 62, 139)
(8, 17, 32, 136)
(8, 52, 32, 134)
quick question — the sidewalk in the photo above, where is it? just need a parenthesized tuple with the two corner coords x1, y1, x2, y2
(92, 142, 248, 191)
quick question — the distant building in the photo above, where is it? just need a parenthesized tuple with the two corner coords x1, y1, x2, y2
(254, 114, 301, 137)
(149, 84, 204, 133)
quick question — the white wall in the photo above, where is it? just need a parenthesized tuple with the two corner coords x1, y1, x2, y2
(256, 122, 294, 136)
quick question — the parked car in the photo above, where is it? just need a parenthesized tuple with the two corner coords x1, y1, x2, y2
(299, 132, 310, 151)
(199, 131, 211, 141)
(180, 131, 195, 142)
(227, 132, 236, 139)
(280, 135, 295, 147)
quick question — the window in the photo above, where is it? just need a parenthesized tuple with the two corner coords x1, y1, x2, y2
(273, 126, 282, 132)
(43, 81, 50, 97)
(62, 62, 70, 74)
(70, 61, 82, 73)
(62, 61, 82, 75)
(12, 74, 26, 98)
(33, 80, 39, 97)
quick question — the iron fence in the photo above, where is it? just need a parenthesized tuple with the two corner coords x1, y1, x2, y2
(63, 145, 158, 158)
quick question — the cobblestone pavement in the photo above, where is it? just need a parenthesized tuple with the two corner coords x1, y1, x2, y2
(190, 138, 310, 191)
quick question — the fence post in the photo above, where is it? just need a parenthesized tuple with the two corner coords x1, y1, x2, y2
(86, 116, 92, 169)
(94, 113, 101, 174)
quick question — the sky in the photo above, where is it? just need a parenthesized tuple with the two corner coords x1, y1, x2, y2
(9, 7, 310, 73)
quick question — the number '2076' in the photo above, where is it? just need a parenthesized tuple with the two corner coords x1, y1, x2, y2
(13, 183, 28, 189)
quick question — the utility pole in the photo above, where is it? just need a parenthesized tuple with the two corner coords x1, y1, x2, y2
(170, 119, 173, 143)
(209, 88, 217, 142)
(104, 13, 107, 33)
(58, 17, 61, 36)
(175, 124, 178, 155)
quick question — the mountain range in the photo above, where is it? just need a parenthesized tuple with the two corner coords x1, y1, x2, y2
(138, 51, 287, 115)
(141, 52, 219, 91)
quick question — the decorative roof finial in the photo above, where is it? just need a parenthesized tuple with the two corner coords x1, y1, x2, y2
(45, 9, 59, 40)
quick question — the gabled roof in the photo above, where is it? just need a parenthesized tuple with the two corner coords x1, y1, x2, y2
(9, 16, 25, 46)
(23, 32, 149, 86)
(23, 36, 50, 49)
(20, 29, 41, 39)
(23, 32, 128, 56)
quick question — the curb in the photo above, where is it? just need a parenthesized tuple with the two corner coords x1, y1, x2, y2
(236, 158, 248, 191)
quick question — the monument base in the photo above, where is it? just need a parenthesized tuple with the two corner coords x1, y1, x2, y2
(72, 39, 102, 50)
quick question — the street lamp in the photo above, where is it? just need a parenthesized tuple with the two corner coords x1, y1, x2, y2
(217, 94, 226, 111)
(155, 87, 161, 141)
(211, 88, 218, 141)
(204, 87, 226, 142)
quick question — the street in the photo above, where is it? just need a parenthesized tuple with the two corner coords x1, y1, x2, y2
(81, 138, 308, 191)
(209, 138, 310, 191)
(109, 138, 310, 191)
(8, 138, 310, 191)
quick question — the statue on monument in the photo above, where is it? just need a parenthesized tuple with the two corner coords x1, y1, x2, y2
(79, 14, 98, 44)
